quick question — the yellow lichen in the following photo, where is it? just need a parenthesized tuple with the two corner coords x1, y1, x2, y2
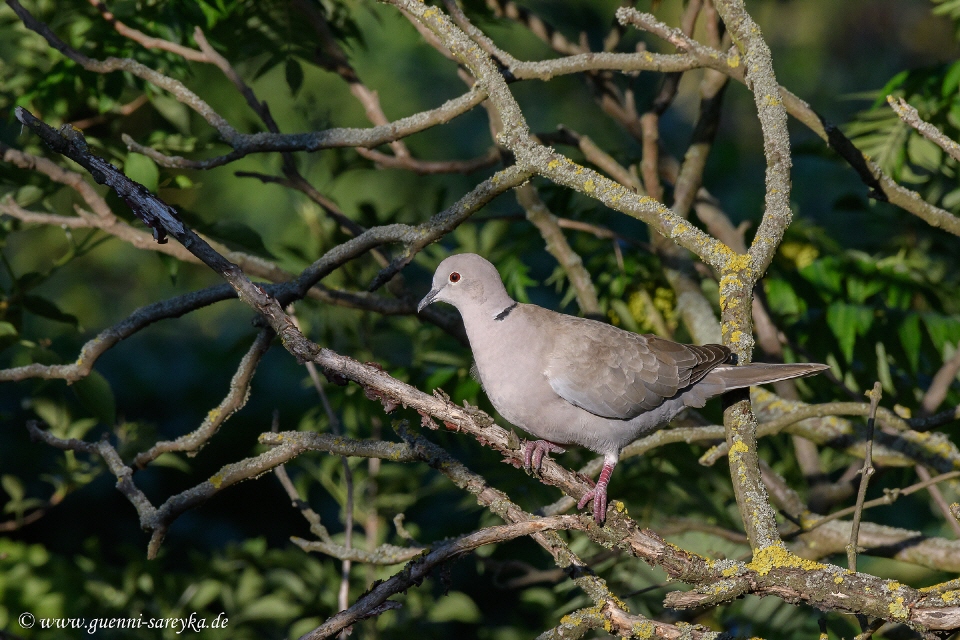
(633, 620, 657, 638)
(669, 220, 692, 238)
(727, 54, 741, 68)
(941, 590, 960, 603)
(583, 179, 595, 193)
(547, 159, 561, 170)
(886, 580, 902, 592)
(747, 544, 827, 577)
(729, 441, 749, 455)
(834, 575, 843, 584)
(210, 474, 224, 489)
(719, 273, 743, 292)
(888, 596, 909, 621)
(726, 253, 752, 273)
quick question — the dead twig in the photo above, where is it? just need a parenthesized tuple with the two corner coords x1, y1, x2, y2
(847, 382, 883, 572)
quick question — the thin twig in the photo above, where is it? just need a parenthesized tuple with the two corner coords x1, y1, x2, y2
(887, 95, 960, 163)
(291, 310, 355, 625)
(799, 470, 960, 533)
(515, 183, 601, 316)
(134, 329, 274, 467)
(915, 465, 960, 538)
(919, 347, 960, 417)
(301, 516, 582, 640)
(847, 382, 883, 572)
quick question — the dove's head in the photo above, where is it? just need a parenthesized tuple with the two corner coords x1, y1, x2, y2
(418, 253, 513, 315)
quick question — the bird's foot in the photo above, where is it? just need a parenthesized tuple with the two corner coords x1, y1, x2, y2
(577, 482, 609, 524)
(523, 440, 566, 472)
(577, 457, 618, 525)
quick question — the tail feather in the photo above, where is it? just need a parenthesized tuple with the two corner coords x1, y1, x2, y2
(707, 362, 829, 391)
(679, 362, 828, 409)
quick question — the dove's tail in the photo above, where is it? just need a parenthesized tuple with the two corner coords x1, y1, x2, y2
(708, 362, 830, 391)
(682, 362, 829, 408)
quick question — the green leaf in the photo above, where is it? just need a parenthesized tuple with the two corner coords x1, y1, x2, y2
(923, 314, 960, 355)
(478, 220, 508, 255)
(500, 256, 535, 303)
(73, 370, 116, 427)
(196, 0, 225, 29)
(0, 321, 18, 350)
(799, 259, 842, 296)
(285, 58, 304, 96)
(826, 302, 874, 362)
(764, 278, 803, 315)
(157, 252, 180, 285)
(254, 52, 286, 81)
(234, 567, 264, 607)
(424, 366, 457, 390)
(418, 350, 467, 367)
(189, 579, 224, 610)
(22, 295, 78, 326)
(149, 453, 192, 472)
(205, 221, 274, 258)
(846, 278, 884, 304)
(427, 591, 481, 623)
(238, 594, 301, 621)
(943, 61, 960, 97)
(150, 94, 192, 135)
(875, 70, 910, 104)
(609, 299, 640, 333)
(15, 184, 44, 207)
(17, 271, 46, 291)
(1, 475, 25, 502)
(907, 134, 943, 172)
(31, 398, 71, 434)
(65, 417, 98, 441)
(173, 174, 194, 189)
(898, 314, 922, 372)
(124, 153, 160, 193)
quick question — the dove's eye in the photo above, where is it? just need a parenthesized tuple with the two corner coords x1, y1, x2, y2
(449, 272, 461, 283)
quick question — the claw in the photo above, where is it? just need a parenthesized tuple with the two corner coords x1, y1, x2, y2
(576, 455, 618, 525)
(523, 440, 566, 472)
(577, 483, 608, 524)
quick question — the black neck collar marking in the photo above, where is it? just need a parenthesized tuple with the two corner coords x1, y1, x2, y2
(494, 302, 518, 322)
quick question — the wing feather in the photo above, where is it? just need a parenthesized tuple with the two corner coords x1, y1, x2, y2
(542, 315, 731, 420)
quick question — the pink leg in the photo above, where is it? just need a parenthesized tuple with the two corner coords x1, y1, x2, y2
(523, 440, 566, 471)
(577, 454, 618, 524)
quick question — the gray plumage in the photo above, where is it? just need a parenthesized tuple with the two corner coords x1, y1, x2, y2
(418, 253, 828, 523)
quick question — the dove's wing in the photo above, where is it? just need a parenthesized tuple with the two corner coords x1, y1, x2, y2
(542, 314, 730, 420)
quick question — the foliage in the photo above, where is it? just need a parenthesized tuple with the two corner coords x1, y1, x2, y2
(2, 0, 960, 638)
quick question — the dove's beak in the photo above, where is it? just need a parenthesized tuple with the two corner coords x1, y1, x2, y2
(418, 288, 440, 313)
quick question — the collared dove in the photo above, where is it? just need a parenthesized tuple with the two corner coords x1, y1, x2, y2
(418, 253, 828, 523)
